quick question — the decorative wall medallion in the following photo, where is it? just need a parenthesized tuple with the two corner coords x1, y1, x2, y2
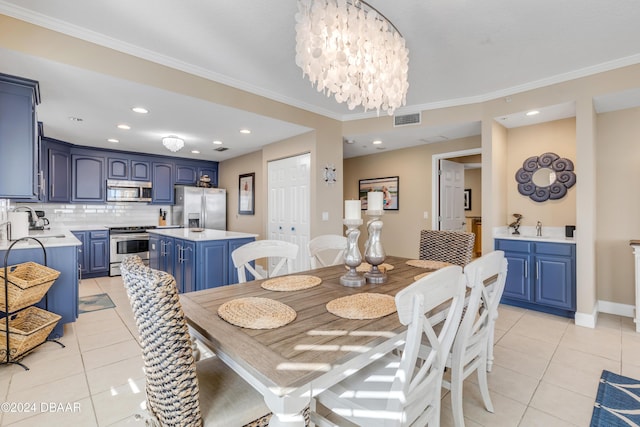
(515, 152, 576, 202)
(323, 164, 337, 184)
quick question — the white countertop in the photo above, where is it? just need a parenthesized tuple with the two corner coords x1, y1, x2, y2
(493, 226, 576, 244)
(0, 226, 82, 251)
(147, 228, 258, 242)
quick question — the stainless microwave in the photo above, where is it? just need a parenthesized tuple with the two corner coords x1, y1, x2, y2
(106, 180, 152, 202)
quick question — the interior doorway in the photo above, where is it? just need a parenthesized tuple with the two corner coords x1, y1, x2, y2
(432, 148, 483, 256)
(267, 153, 311, 273)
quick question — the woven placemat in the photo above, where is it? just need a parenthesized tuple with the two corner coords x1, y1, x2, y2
(414, 272, 433, 281)
(218, 297, 296, 329)
(326, 293, 396, 320)
(406, 259, 453, 270)
(346, 262, 395, 273)
(261, 275, 322, 291)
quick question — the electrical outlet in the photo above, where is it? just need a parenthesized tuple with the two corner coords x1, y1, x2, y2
(322, 211, 329, 221)
(423, 211, 429, 219)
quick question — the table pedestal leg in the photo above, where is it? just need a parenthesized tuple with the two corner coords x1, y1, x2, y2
(265, 392, 310, 427)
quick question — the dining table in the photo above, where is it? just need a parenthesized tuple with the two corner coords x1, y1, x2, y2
(180, 255, 451, 427)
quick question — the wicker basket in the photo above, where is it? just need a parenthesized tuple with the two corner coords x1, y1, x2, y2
(0, 262, 60, 312)
(0, 306, 61, 360)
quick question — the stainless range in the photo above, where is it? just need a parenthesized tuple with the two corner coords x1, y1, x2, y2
(109, 225, 156, 276)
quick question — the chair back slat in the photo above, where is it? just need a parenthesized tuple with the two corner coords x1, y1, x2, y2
(232, 240, 299, 283)
(308, 234, 347, 269)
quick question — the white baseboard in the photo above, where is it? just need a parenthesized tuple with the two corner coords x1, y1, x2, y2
(598, 300, 635, 318)
(575, 305, 597, 329)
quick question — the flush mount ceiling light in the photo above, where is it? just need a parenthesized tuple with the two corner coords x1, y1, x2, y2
(162, 136, 184, 152)
(295, 0, 409, 115)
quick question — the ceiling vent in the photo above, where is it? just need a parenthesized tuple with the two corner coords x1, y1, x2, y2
(394, 112, 421, 127)
(214, 147, 229, 152)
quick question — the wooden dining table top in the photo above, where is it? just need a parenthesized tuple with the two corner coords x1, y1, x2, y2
(180, 256, 439, 395)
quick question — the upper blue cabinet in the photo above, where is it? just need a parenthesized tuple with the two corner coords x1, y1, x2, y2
(107, 157, 151, 181)
(72, 153, 106, 202)
(0, 73, 41, 199)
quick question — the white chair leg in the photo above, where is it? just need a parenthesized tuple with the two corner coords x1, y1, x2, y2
(477, 355, 494, 413)
(450, 367, 465, 427)
(487, 323, 495, 372)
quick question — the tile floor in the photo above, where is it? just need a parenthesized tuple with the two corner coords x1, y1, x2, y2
(1, 275, 639, 426)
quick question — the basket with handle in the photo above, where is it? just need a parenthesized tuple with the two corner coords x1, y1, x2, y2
(0, 262, 61, 312)
(0, 306, 61, 360)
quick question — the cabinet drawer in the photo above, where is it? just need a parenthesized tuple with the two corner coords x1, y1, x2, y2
(495, 239, 532, 253)
(535, 242, 574, 257)
(90, 230, 109, 239)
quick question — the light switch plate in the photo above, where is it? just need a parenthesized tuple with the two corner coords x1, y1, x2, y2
(322, 211, 329, 221)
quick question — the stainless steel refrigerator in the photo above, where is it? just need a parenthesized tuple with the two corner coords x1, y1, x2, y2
(172, 186, 226, 230)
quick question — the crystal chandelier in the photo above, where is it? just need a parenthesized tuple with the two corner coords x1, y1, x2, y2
(295, 0, 409, 115)
(162, 136, 184, 152)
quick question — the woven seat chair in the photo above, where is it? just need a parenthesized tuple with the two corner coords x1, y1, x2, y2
(120, 255, 271, 427)
(419, 229, 476, 267)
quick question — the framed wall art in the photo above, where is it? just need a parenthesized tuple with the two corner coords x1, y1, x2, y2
(358, 176, 399, 210)
(239, 172, 255, 215)
(464, 189, 472, 211)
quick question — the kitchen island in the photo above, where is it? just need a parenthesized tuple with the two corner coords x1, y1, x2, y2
(1, 227, 81, 338)
(147, 228, 257, 292)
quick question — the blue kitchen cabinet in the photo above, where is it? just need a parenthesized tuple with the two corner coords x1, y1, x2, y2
(0, 73, 41, 199)
(495, 239, 575, 317)
(151, 161, 174, 204)
(44, 139, 71, 203)
(1, 244, 79, 339)
(174, 238, 196, 293)
(149, 234, 255, 290)
(72, 230, 109, 278)
(198, 165, 218, 187)
(198, 240, 228, 290)
(108, 157, 151, 181)
(175, 162, 198, 185)
(228, 238, 255, 284)
(72, 153, 106, 202)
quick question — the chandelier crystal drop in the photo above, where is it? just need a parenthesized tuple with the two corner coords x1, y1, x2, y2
(295, 0, 409, 115)
(162, 136, 184, 152)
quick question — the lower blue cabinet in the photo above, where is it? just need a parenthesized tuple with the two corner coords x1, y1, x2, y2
(149, 234, 254, 291)
(72, 230, 109, 278)
(495, 239, 575, 317)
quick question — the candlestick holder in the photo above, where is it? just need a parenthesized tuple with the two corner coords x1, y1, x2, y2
(340, 218, 366, 287)
(364, 209, 386, 284)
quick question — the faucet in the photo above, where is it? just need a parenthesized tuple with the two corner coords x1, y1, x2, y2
(536, 221, 543, 237)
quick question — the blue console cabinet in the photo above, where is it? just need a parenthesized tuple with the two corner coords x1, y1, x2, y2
(495, 238, 576, 317)
(1, 245, 79, 339)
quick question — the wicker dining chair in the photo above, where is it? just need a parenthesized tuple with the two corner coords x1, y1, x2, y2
(120, 255, 271, 427)
(419, 229, 476, 267)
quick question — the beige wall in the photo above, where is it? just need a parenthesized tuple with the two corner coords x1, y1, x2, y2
(506, 118, 577, 228)
(596, 107, 640, 305)
(464, 168, 482, 218)
(343, 136, 481, 258)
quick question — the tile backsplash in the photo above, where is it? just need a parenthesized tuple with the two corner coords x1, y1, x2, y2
(11, 202, 173, 227)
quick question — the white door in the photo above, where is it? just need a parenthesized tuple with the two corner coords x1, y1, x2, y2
(439, 159, 466, 231)
(267, 153, 311, 273)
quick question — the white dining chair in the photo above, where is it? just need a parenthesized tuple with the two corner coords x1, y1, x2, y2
(120, 255, 271, 426)
(307, 234, 347, 269)
(443, 250, 508, 427)
(482, 251, 508, 372)
(310, 265, 467, 427)
(232, 239, 299, 283)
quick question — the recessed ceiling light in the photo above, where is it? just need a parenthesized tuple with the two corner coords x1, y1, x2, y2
(132, 107, 148, 114)
(191, 150, 200, 154)
(240, 129, 251, 134)
(107, 138, 119, 143)
(372, 140, 382, 145)
(117, 124, 131, 130)
(526, 110, 540, 116)
(344, 139, 355, 144)
(68, 116, 83, 122)
(212, 140, 223, 145)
